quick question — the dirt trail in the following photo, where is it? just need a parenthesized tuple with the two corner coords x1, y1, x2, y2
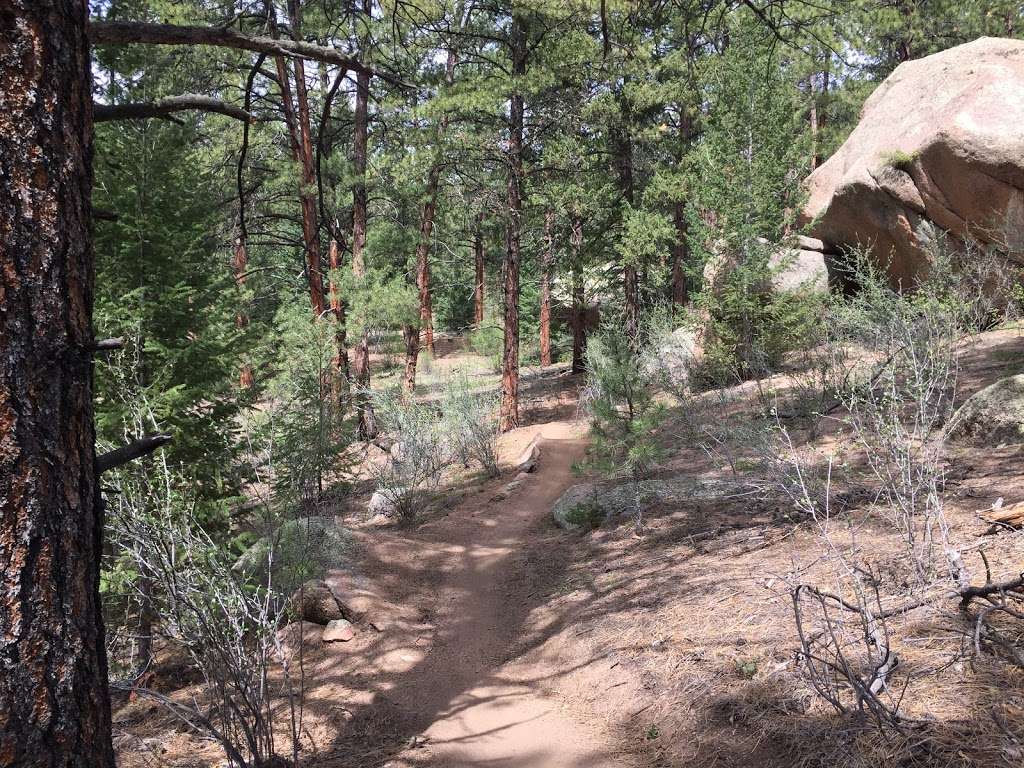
(332, 419, 635, 768)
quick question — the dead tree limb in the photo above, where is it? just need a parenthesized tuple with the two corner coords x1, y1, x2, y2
(94, 95, 254, 123)
(93, 337, 124, 352)
(96, 434, 172, 474)
(89, 21, 409, 86)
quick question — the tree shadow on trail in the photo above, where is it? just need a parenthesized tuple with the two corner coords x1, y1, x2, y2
(300, 435, 635, 768)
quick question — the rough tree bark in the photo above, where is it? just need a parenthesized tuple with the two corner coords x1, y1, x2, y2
(272, 0, 325, 317)
(500, 13, 526, 433)
(539, 210, 554, 367)
(473, 212, 485, 327)
(570, 214, 587, 375)
(0, 3, 115, 766)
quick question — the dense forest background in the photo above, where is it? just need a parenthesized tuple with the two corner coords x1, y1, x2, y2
(8, 2, 1020, 766)
(90, 0, 1020, 539)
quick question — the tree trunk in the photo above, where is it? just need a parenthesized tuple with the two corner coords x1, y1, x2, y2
(539, 210, 554, 367)
(500, 14, 526, 433)
(670, 105, 694, 313)
(284, 0, 325, 317)
(352, 60, 377, 439)
(327, 237, 350, 384)
(415, 174, 437, 360)
(570, 215, 587, 375)
(402, 324, 419, 395)
(413, 46, 456, 362)
(473, 213, 485, 327)
(291, 55, 326, 316)
(233, 236, 255, 388)
(0, 3, 115, 765)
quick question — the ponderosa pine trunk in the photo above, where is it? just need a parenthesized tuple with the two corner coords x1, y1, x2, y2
(327, 237, 350, 383)
(352, 59, 378, 439)
(285, 0, 325, 316)
(570, 215, 587, 374)
(402, 324, 419, 395)
(670, 203, 689, 310)
(500, 14, 526, 433)
(0, 3, 115, 765)
(539, 210, 554, 367)
(473, 213, 485, 327)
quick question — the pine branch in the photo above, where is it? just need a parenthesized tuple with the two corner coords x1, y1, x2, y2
(94, 95, 254, 123)
(90, 21, 410, 86)
(96, 434, 172, 474)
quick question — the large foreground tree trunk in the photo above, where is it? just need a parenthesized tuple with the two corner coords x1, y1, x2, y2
(539, 210, 554, 367)
(500, 15, 527, 433)
(0, 3, 115, 766)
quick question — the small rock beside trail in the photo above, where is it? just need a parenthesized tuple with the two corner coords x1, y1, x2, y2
(368, 488, 405, 518)
(946, 374, 1024, 445)
(323, 619, 355, 643)
(288, 580, 346, 625)
(515, 441, 541, 473)
(232, 516, 354, 595)
(276, 621, 323, 655)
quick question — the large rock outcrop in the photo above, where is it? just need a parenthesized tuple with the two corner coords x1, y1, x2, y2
(802, 37, 1024, 287)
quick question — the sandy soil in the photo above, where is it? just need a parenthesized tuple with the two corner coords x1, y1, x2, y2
(278, 416, 640, 768)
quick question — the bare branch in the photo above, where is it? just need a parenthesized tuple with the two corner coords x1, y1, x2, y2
(89, 21, 409, 86)
(93, 337, 124, 352)
(94, 94, 254, 123)
(96, 434, 172, 474)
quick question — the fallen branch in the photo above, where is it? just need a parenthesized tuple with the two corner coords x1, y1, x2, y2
(959, 572, 1024, 605)
(96, 434, 172, 473)
(94, 94, 254, 123)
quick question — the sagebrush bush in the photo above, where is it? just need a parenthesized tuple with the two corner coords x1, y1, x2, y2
(442, 373, 501, 477)
(369, 388, 450, 519)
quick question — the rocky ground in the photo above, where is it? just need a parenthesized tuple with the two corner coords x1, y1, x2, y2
(113, 326, 1024, 768)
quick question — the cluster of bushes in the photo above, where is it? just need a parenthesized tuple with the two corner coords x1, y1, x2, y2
(369, 373, 501, 520)
(616, 231, 1024, 748)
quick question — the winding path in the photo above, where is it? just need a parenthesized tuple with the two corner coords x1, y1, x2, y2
(329, 420, 635, 767)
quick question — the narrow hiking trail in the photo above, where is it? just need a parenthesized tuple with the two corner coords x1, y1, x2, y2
(316, 419, 640, 768)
